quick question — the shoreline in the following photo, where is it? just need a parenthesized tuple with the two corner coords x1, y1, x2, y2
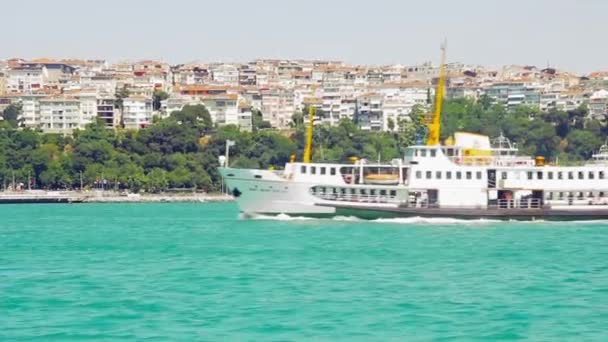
(0, 190, 234, 204)
(84, 192, 234, 203)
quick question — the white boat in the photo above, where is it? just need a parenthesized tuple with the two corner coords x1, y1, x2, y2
(218, 45, 608, 220)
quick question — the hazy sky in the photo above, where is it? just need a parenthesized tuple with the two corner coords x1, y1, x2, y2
(3, 0, 607, 74)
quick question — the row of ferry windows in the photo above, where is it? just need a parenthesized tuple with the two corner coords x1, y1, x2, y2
(517, 170, 605, 180)
(300, 165, 337, 176)
(311, 186, 398, 198)
(415, 170, 483, 180)
(414, 149, 438, 158)
(547, 192, 605, 199)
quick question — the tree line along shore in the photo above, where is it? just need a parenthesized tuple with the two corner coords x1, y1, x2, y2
(0, 97, 605, 192)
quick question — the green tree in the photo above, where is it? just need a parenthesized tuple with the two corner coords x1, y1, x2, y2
(146, 168, 168, 193)
(2, 104, 23, 128)
(152, 89, 170, 111)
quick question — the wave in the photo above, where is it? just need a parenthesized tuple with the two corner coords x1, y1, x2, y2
(373, 217, 502, 225)
(242, 213, 501, 225)
(240, 213, 608, 226)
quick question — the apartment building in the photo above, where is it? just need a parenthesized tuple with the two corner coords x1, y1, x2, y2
(356, 93, 383, 131)
(6, 64, 46, 93)
(238, 64, 257, 86)
(200, 94, 239, 126)
(0, 72, 5, 95)
(97, 97, 118, 128)
(484, 82, 541, 110)
(39, 96, 95, 134)
(122, 96, 153, 129)
(588, 89, 608, 120)
(211, 64, 239, 86)
(260, 88, 295, 129)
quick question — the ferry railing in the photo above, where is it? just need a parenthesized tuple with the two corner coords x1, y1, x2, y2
(494, 198, 542, 209)
(407, 200, 440, 208)
(313, 192, 402, 204)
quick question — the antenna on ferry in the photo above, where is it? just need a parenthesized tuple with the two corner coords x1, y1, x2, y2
(426, 39, 447, 146)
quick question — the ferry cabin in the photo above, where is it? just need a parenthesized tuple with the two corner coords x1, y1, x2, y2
(234, 150, 607, 211)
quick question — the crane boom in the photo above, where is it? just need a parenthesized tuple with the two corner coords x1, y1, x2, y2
(426, 41, 447, 146)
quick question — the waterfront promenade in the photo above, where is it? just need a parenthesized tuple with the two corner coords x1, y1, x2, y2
(0, 190, 234, 203)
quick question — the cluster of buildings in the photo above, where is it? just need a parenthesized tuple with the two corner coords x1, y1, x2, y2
(1, 57, 607, 134)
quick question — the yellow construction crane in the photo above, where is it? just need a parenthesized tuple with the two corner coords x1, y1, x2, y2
(426, 41, 447, 146)
(302, 84, 317, 163)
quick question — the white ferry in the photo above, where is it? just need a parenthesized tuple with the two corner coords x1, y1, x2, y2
(219, 46, 608, 220)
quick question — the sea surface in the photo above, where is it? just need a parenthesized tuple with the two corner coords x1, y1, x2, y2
(1, 203, 607, 341)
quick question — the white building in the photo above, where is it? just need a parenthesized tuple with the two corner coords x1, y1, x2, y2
(260, 88, 295, 129)
(39, 97, 96, 134)
(20, 95, 44, 128)
(379, 85, 431, 131)
(6, 65, 46, 93)
(122, 96, 153, 129)
(211, 64, 239, 86)
(589, 89, 608, 120)
(201, 94, 240, 126)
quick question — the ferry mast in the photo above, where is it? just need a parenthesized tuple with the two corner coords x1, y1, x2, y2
(426, 41, 447, 146)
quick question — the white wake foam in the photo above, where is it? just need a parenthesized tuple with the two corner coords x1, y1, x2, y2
(241, 213, 504, 225)
(373, 217, 502, 225)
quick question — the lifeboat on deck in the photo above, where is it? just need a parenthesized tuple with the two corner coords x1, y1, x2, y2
(364, 174, 399, 185)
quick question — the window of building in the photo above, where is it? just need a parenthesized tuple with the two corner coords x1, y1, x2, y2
(301, 165, 307, 174)
(456, 171, 462, 180)
(420, 149, 427, 157)
(600, 171, 605, 180)
(330, 168, 336, 176)
(589, 171, 595, 180)
(311, 166, 316, 175)
(537, 171, 543, 180)
(320, 167, 326, 175)
(578, 171, 584, 180)
(548, 172, 553, 180)
(350, 188, 356, 195)
(568, 172, 573, 180)
(558, 172, 563, 180)
(476, 171, 482, 180)
(426, 171, 432, 179)
(466, 171, 472, 180)
(380, 190, 387, 196)
(527, 171, 533, 180)
(390, 190, 397, 197)
(436, 171, 442, 179)
(501, 172, 508, 180)
(430, 149, 437, 157)
(416, 171, 422, 179)
(370, 189, 376, 196)
(446, 171, 452, 180)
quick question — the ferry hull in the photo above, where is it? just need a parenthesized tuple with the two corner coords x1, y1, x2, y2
(220, 168, 337, 216)
(323, 204, 608, 221)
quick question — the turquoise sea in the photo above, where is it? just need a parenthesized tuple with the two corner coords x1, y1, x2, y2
(1, 203, 607, 341)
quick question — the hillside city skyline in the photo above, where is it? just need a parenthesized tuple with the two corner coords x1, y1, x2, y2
(1, 55, 607, 136)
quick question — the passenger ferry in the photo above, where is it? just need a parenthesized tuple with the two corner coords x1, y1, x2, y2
(218, 46, 608, 220)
